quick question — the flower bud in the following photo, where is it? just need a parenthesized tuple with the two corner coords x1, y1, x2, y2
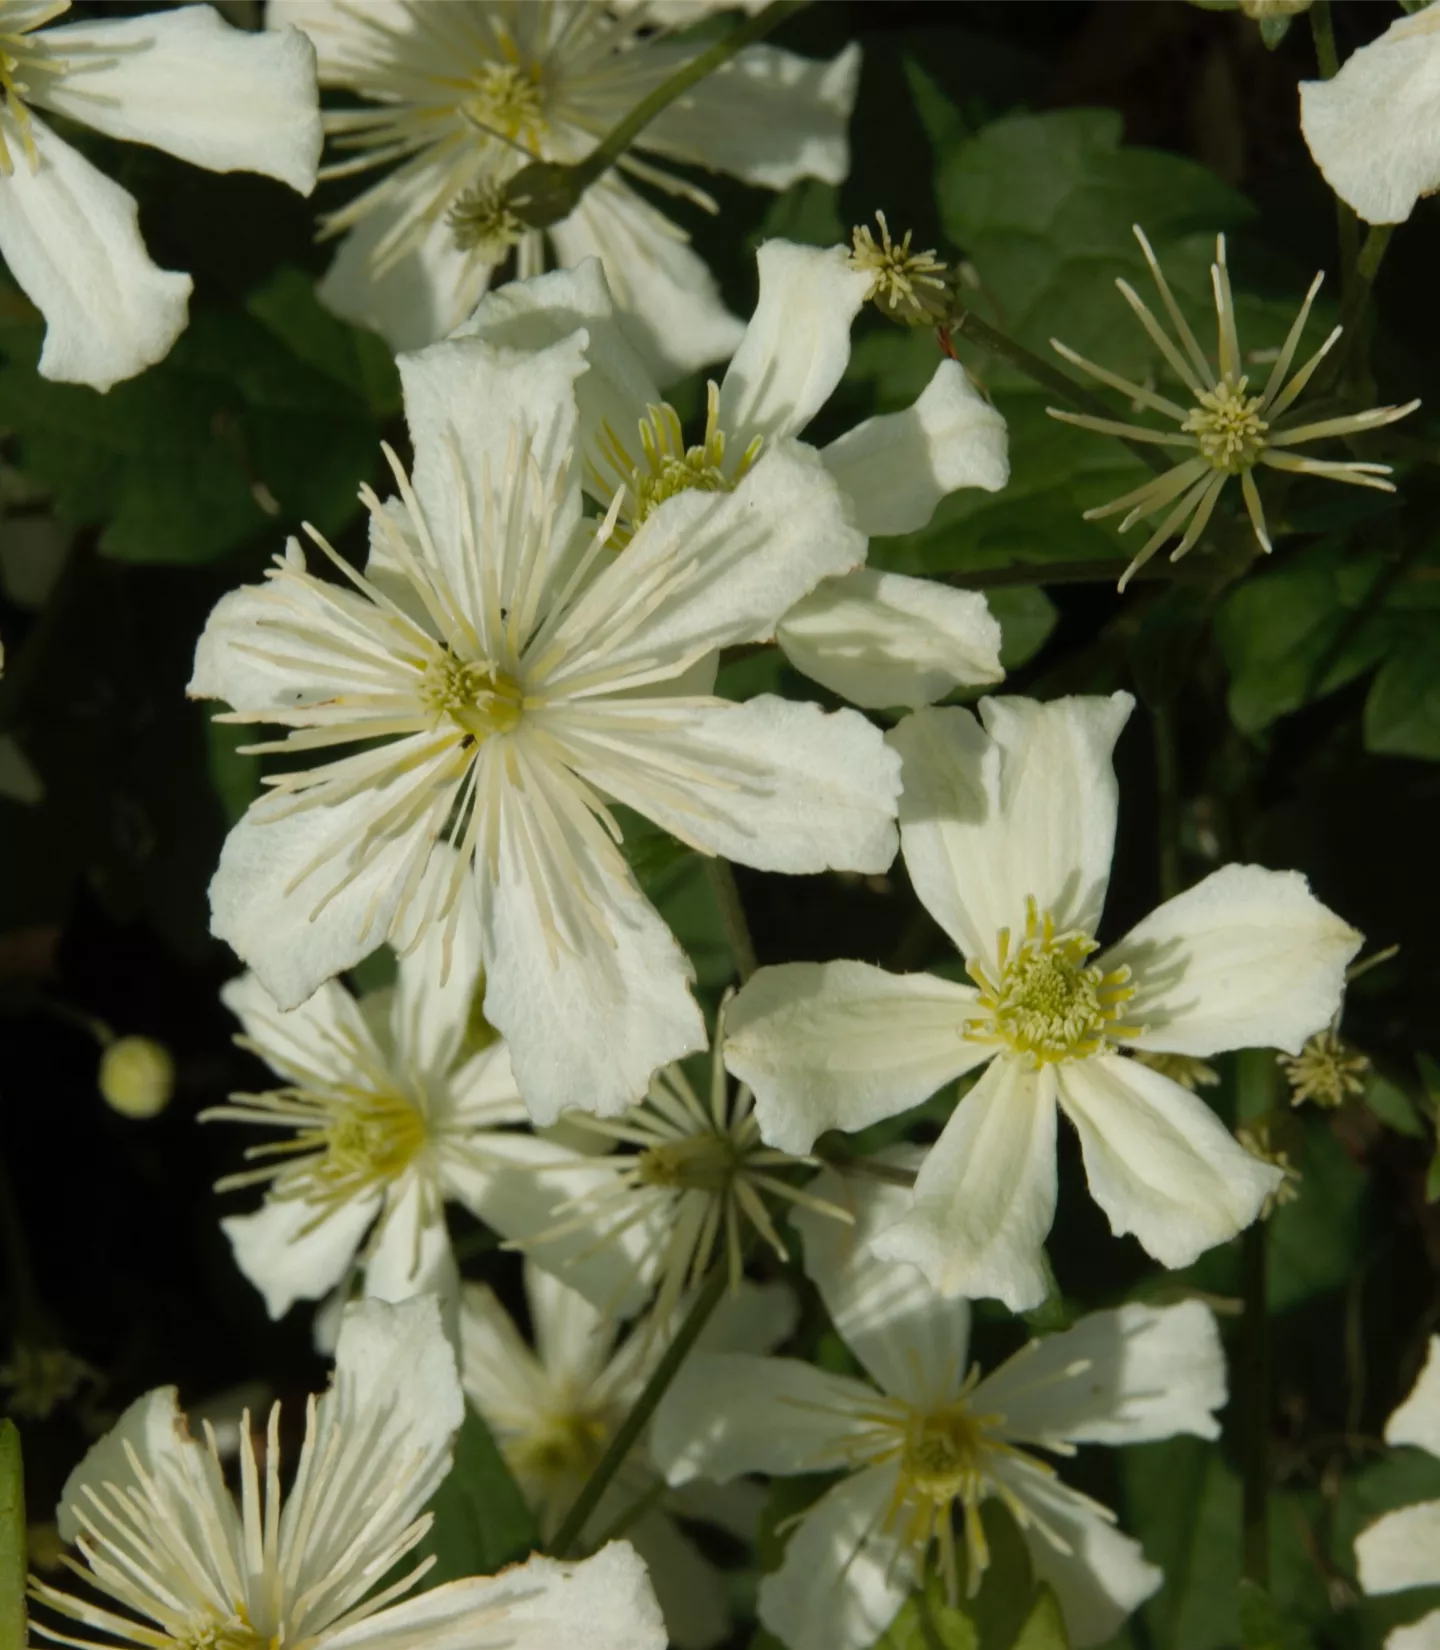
(504, 160, 582, 230)
(98, 1036, 175, 1120)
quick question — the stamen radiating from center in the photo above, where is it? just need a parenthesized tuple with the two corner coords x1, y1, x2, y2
(0, 3, 68, 175)
(419, 652, 524, 743)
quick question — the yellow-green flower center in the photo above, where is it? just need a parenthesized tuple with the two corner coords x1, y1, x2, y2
(1183, 374, 1269, 473)
(464, 60, 545, 146)
(420, 653, 524, 743)
(635, 1131, 738, 1195)
(901, 1406, 989, 1505)
(0, 2, 63, 175)
(849, 211, 950, 326)
(176, 1615, 271, 1650)
(446, 177, 526, 257)
(306, 1087, 428, 1208)
(513, 1407, 612, 1485)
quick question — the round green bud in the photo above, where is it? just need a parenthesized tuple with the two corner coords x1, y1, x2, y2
(504, 161, 582, 230)
(98, 1036, 175, 1120)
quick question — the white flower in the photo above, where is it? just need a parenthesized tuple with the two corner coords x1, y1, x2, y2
(205, 853, 658, 1324)
(188, 328, 900, 1125)
(29, 1294, 668, 1650)
(1301, 9, 1440, 225)
(650, 1158, 1228, 1650)
(456, 241, 1009, 710)
(461, 1261, 792, 1648)
(0, 1, 321, 389)
(269, 0, 859, 380)
(1355, 1337, 1440, 1650)
(724, 692, 1363, 1311)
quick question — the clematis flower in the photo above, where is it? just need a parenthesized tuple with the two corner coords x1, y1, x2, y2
(270, 0, 859, 379)
(0, 1, 321, 389)
(461, 1261, 792, 1648)
(650, 1157, 1228, 1650)
(1355, 1337, 1440, 1650)
(456, 240, 1009, 710)
(205, 852, 658, 1324)
(724, 692, 1362, 1311)
(189, 329, 900, 1124)
(1300, 9, 1440, 226)
(28, 1294, 667, 1650)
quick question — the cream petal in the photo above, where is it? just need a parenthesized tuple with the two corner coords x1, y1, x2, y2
(389, 846, 484, 1080)
(757, 1466, 911, 1650)
(1388, 1338, 1440, 1457)
(717, 239, 871, 448)
(525, 1259, 615, 1390)
(640, 41, 860, 190)
(977, 1299, 1226, 1447)
(1103, 863, 1361, 1058)
(38, 8, 321, 192)
(650, 1353, 877, 1486)
(794, 1153, 972, 1410)
(0, 116, 191, 391)
(220, 970, 380, 1090)
(222, 1193, 380, 1320)
(870, 1057, 1058, 1311)
(723, 960, 985, 1156)
(556, 695, 898, 875)
(1056, 1054, 1281, 1270)
(888, 694, 1132, 965)
(265, 0, 413, 81)
(777, 568, 1003, 710)
(627, 1509, 731, 1650)
(1299, 10, 1440, 225)
(695, 1278, 798, 1357)
(1391, 1612, 1440, 1650)
(363, 1172, 458, 1308)
(821, 360, 1010, 537)
(458, 1282, 546, 1432)
(444, 1039, 529, 1128)
(1356, 1502, 1440, 1596)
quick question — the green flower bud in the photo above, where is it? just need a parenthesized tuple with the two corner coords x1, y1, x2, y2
(98, 1036, 175, 1120)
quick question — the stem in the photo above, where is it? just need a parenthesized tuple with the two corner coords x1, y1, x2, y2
(706, 859, 758, 983)
(547, 1260, 729, 1558)
(1309, 1, 1361, 310)
(1339, 224, 1395, 388)
(815, 1148, 918, 1189)
(943, 557, 1203, 590)
(1236, 1049, 1275, 1588)
(1152, 705, 1182, 902)
(584, 1473, 672, 1551)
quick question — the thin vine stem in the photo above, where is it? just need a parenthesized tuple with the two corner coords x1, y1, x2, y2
(1309, 0, 1361, 310)
(706, 859, 758, 983)
(1236, 1049, 1277, 1588)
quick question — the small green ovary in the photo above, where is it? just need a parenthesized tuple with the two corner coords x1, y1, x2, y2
(420, 654, 524, 743)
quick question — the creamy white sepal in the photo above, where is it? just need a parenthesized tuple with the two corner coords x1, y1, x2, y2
(976, 1299, 1226, 1446)
(221, 1193, 380, 1319)
(642, 42, 860, 190)
(1391, 1613, 1440, 1650)
(889, 695, 1133, 963)
(56, 1385, 212, 1544)
(220, 970, 372, 1087)
(723, 959, 984, 1156)
(266, 0, 411, 80)
(363, 1170, 457, 1306)
(758, 1465, 910, 1650)
(1356, 1502, 1440, 1596)
(389, 869, 484, 1080)
(718, 240, 871, 448)
(1388, 1337, 1440, 1455)
(1299, 9, 1440, 225)
(777, 568, 1003, 710)
(822, 359, 1010, 537)
(0, 117, 191, 390)
(1105, 863, 1362, 1058)
(39, 7, 322, 192)
(870, 1057, 1057, 1310)
(1057, 1053, 1282, 1268)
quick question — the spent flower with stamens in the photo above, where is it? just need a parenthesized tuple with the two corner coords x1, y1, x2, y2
(848, 211, 951, 327)
(1278, 1022, 1370, 1109)
(1048, 226, 1420, 589)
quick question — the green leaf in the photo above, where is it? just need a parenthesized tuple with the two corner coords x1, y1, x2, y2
(1238, 1580, 1314, 1650)
(1267, 1112, 1370, 1313)
(0, 1420, 24, 1650)
(1364, 1071, 1425, 1138)
(1010, 1586, 1069, 1650)
(416, 1404, 538, 1587)
(1364, 633, 1440, 759)
(876, 1585, 979, 1650)
(989, 585, 1058, 671)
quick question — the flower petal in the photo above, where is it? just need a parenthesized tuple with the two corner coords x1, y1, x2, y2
(717, 239, 871, 448)
(1356, 1502, 1440, 1596)
(220, 969, 380, 1089)
(822, 360, 1010, 537)
(888, 694, 1132, 965)
(525, 1259, 615, 1389)
(364, 1172, 458, 1308)
(1103, 863, 1361, 1058)
(222, 1193, 380, 1320)
(444, 1039, 530, 1128)
(976, 1299, 1226, 1447)
(870, 1058, 1058, 1311)
(794, 1153, 972, 1410)
(1388, 1338, 1440, 1456)
(1392, 1612, 1440, 1650)
(458, 1281, 546, 1431)
(723, 960, 984, 1156)
(777, 568, 1003, 710)
(389, 846, 484, 1079)
(39, 8, 321, 192)
(0, 117, 191, 390)
(1299, 10, 1440, 225)
(1056, 1053, 1281, 1269)
(640, 41, 860, 190)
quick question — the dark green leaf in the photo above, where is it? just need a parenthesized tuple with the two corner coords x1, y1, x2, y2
(1364, 1072, 1425, 1139)
(0, 1421, 23, 1650)
(417, 1404, 538, 1587)
(990, 586, 1058, 671)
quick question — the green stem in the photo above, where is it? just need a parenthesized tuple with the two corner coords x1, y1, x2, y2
(943, 557, 1203, 591)
(583, 1473, 672, 1551)
(1339, 224, 1395, 388)
(547, 1260, 729, 1558)
(1236, 1049, 1275, 1588)
(1309, 1, 1361, 310)
(706, 859, 758, 983)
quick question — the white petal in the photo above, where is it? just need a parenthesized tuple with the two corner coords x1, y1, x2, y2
(39, 8, 321, 193)
(1392, 1612, 1440, 1650)
(1299, 10, 1440, 224)
(389, 846, 484, 1079)
(889, 694, 1132, 962)
(558, 695, 898, 875)
(794, 1153, 972, 1410)
(549, 175, 743, 385)
(757, 1467, 911, 1650)
(976, 1299, 1226, 1447)
(0, 117, 190, 390)
(221, 1193, 379, 1320)
(444, 1039, 529, 1128)
(1104, 863, 1361, 1058)
(650, 1353, 876, 1486)
(266, 0, 410, 79)
(723, 960, 985, 1156)
(640, 41, 860, 190)
(777, 568, 1003, 710)
(822, 360, 1010, 537)
(696, 1278, 798, 1357)
(1056, 1054, 1281, 1269)
(627, 1509, 731, 1650)
(526, 1259, 615, 1389)
(1357, 1502, 1440, 1596)
(717, 239, 870, 448)
(480, 764, 704, 1124)
(1388, 1338, 1440, 1457)
(991, 1459, 1161, 1648)
(458, 1281, 545, 1443)
(321, 1543, 666, 1650)
(870, 1057, 1058, 1311)
(220, 969, 379, 1088)
(363, 1173, 458, 1308)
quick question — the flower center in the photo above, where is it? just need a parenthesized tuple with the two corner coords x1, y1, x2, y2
(446, 177, 525, 258)
(176, 1616, 271, 1650)
(635, 1132, 737, 1195)
(463, 60, 545, 146)
(1182, 374, 1268, 473)
(901, 1406, 989, 1505)
(849, 212, 950, 326)
(967, 898, 1136, 1065)
(420, 653, 524, 743)
(0, 1, 66, 175)
(513, 1406, 612, 1484)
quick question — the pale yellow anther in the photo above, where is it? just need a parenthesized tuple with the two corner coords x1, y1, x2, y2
(420, 653, 524, 742)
